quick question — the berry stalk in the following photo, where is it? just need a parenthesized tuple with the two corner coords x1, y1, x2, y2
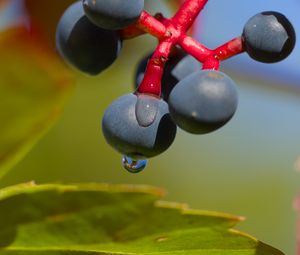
(121, 1, 245, 96)
(137, 41, 173, 96)
(202, 57, 220, 70)
(178, 36, 211, 62)
(213, 37, 244, 61)
(136, 11, 167, 39)
(121, 12, 167, 39)
(172, 0, 208, 32)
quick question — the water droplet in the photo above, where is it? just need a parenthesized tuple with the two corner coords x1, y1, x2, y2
(135, 94, 159, 127)
(122, 155, 147, 173)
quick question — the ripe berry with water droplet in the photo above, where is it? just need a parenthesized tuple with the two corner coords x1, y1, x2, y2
(56, 0, 296, 171)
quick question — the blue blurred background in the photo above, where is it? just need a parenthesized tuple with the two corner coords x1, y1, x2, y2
(0, 0, 299, 254)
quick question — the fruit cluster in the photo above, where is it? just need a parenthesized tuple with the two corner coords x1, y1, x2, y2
(56, 0, 296, 173)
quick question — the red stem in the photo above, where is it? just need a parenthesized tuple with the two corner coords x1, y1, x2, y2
(136, 11, 167, 39)
(202, 57, 220, 70)
(137, 41, 173, 96)
(172, 0, 208, 32)
(213, 36, 245, 61)
(178, 35, 211, 62)
(121, 12, 168, 40)
(119, 0, 245, 97)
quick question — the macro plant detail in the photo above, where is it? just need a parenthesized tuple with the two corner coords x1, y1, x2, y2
(56, 0, 296, 173)
(0, 1, 298, 254)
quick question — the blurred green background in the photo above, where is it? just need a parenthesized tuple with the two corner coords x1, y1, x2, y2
(0, 1, 299, 254)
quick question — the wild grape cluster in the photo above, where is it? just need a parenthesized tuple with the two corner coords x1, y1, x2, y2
(56, 0, 296, 173)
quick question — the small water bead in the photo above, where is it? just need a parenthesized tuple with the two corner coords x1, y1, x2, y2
(135, 94, 159, 127)
(122, 155, 147, 173)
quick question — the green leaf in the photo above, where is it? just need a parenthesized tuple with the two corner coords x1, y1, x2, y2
(0, 28, 73, 177)
(0, 182, 283, 255)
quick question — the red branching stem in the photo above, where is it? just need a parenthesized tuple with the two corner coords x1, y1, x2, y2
(121, 13, 168, 40)
(136, 11, 167, 39)
(119, 0, 246, 97)
(179, 35, 244, 65)
(213, 36, 245, 61)
(172, 0, 208, 32)
(137, 41, 173, 96)
(202, 57, 220, 70)
(178, 35, 211, 62)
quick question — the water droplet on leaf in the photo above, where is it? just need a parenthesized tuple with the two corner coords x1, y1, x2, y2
(122, 155, 147, 173)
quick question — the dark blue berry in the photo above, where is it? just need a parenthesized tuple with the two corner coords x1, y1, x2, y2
(83, 0, 144, 30)
(102, 93, 177, 159)
(168, 70, 238, 134)
(242, 11, 296, 63)
(135, 48, 201, 101)
(56, 1, 122, 75)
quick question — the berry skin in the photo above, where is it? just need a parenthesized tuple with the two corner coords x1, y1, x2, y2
(168, 70, 238, 134)
(83, 0, 144, 30)
(242, 11, 296, 63)
(102, 93, 177, 159)
(135, 49, 201, 101)
(56, 1, 122, 75)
